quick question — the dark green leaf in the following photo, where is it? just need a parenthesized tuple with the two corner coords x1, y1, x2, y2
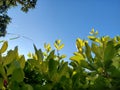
(104, 41, 115, 68)
(85, 42, 92, 63)
(46, 50, 55, 61)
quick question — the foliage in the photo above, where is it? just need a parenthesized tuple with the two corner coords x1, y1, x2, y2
(0, 0, 37, 37)
(0, 30, 120, 90)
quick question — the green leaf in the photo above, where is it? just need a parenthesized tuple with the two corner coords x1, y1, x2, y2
(58, 62, 68, 76)
(48, 59, 59, 82)
(54, 43, 59, 49)
(88, 36, 96, 40)
(44, 43, 51, 52)
(3, 51, 15, 66)
(12, 68, 24, 83)
(70, 54, 85, 64)
(3, 47, 18, 66)
(55, 40, 61, 45)
(85, 42, 92, 63)
(49, 59, 58, 74)
(0, 65, 6, 78)
(7, 63, 15, 76)
(112, 56, 120, 69)
(46, 50, 55, 61)
(0, 41, 8, 53)
(91, 43, 103, 59)
(104, 41, 115, 60)
(40, 61, 48, 73)
(7, 61, 21, 76)
(116, 36, 120, 41)
(0, 78, 3, 89)
(33, 44, 43, 61)
(76, 38, 84, 48)
(104, 41, 115, 67)
(25, 84, 33, 90)
(18, 56, 25, 69)
(80, 60, 95, 71)
(58, 44, 64, 50)
(93, 76, 106, 90)
(88, 36, 100, 42)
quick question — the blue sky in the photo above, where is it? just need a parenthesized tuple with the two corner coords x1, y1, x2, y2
(1, 0, 120, 61)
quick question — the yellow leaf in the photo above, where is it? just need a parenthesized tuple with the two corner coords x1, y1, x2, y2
(76, 38, 85, 49)
(58, 44, 64, 50)
(55, 40, 61, 45)
(70, 54, 85, 64)
(0, 41, 8, 53)
(54, 43, 59, 49)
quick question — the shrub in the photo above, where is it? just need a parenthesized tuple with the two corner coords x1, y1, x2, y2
(0, 30, 120, 90)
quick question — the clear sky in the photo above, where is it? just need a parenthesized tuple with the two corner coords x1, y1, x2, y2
(1, 0, 120, 61)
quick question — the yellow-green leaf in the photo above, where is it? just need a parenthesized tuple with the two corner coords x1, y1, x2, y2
(27, 52, 32, 58)
(55, 40, 61, 45)
(0, 41, 8, 53)
(58, 44, 64, 50)
(54, 43, 59, 49)
(70, 54, 85, 64)
(61, 54, 66, 58)
(18, 56, 25, 69)
(3, 47, 18, 66)
(12, 68, 24, 83)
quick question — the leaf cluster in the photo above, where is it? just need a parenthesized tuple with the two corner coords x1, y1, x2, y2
(0, 30, 120, 89)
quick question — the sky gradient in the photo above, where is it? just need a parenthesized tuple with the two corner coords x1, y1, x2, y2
(1, 0, 120, 61)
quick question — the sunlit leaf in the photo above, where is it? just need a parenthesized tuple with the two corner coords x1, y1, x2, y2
(88, 36, 96, 40)
(6, 60, 21, 76)
(54, 43, 59, 49)
(7, 62, 15, 76)
(18, 55, 25, 69)
(70, 54, 85, 64)
(76, 38, 84, 48)
(3, 46, 18, 66)
(3, 52, 15, 66)
(58, 44, 64, 50)
(55, 40, 61, 45)
(0, 41, 8, 53)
